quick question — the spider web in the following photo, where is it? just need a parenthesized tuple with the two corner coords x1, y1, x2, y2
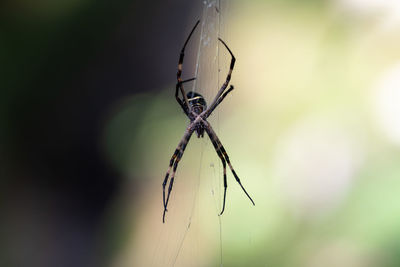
(153, 1, 231, 266)
(189, 1, 231, 266)
(170, 1, 230, 266)
(116, 1, 232, 266)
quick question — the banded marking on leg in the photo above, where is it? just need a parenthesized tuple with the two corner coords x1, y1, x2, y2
(206, 129, 229, 215)
(204, 121, 255, 209)
(205, 38, 236, 116)
(218, 37, 236, 86)
(163, 149, 180, 209)
(163, 151, 182, 223)
(176, 20, 200, 111)
(162, 128, 194, 223)
(219, 145, 255, 206)
(205, 85, 234, 119)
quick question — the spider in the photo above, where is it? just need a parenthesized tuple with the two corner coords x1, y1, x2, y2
(162, 20, 255, 223)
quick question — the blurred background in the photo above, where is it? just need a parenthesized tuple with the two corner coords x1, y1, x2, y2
(2, 0, 400, 266)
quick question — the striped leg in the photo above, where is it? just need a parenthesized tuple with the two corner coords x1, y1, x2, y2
(220, 143, 255, 207)
(205, 85, 234, 118)
(175, 77, 197, 116)
(205, 38, 236, 116)
(162, 126, 194, 223)
(162, 149, 179, 209)
(176, 20, 200, 113)
(206, 128, 228, 215)
(205, 122, 255, 215)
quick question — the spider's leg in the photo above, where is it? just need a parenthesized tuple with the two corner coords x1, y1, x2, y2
(205, 128, 228, 215)
(162, 149, 179, 209)
(204, 121, 255, 212)
(220, 144, 255, 206)
(175, 78, 196, 116)
(218, 38, 236, 84)
(162, 126, 194, 223)
(162, 126, 194, 209)
(163, 152, 181, 221)
(205, 85, 234, 118)
(176, 20, 200, 113)
(204, 38, 236, 117)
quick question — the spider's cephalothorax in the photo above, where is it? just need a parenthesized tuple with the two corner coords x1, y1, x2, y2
(187, 91, 207, 114)
(187, 91, 207, 137)
(162, 20, 255, 223)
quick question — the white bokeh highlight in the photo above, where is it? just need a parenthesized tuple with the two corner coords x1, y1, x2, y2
(336, 0, 400, 30)
(274, 117, 363, 218)
(372, 63, 400, 146)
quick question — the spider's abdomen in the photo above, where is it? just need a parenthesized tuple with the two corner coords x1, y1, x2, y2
(187, 91, 207, 115)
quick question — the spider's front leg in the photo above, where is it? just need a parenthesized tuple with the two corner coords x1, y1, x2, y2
(162, 124, 195, 223)
(204, 85, 234, 118)
(176, 20, 200, 114)
(204, 38, 236, 118)
(175, 77, 197, 117)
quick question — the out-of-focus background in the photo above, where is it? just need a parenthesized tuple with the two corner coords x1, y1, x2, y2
(2, 0, 400, 266)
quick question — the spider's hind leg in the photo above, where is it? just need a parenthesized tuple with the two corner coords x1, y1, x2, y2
(204, 122, 255, 215)
(162, 149, 179, 209)
(220, 145, 255, 206)
(208, 135, 228, 215)
(162, 127, 194, 223)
